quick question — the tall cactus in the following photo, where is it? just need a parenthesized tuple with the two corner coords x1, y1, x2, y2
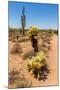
(28, 26, 38, 54)
(21, 7, 26, 35)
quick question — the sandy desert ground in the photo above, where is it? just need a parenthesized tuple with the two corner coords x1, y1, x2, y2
(8, 33, 58, 88)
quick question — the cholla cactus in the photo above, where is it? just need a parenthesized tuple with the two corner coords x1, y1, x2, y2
(28, 51, 46, 70)
(28, 26, 38, 38)
(28, 26, 38, 54)
(27, 51, 50, 81)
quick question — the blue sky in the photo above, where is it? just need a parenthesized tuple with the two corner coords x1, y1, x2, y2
(8, 1, 58, 29)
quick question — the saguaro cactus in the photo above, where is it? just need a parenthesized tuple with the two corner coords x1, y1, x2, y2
(21, 7, 26, 35)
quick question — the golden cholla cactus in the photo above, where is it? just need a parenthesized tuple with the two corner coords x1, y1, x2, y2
(27, 51, 50, 81)
(28, 26, 38, 37)
(28, 51, 46, 70)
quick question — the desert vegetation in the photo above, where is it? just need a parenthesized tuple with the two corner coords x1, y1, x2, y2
(27, 51, 50, 81)
(9, 27, 58, 88)
(9, 69, 32, 88)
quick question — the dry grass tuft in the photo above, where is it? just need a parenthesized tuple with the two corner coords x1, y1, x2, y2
(11, 43, 22, 54)
(8, 69, 32, 88)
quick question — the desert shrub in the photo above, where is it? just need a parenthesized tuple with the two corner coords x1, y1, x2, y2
(9, 38, 12, 41)
(11, 43, 22, 54)
(23, 50, 34, 60)
(39, 32, 51, 53)
(18, 36, 29, 42)
(54, 30, 58, 35)
(12, 39, 17, 42)
(42, 43, 51, 51)
(8, 70, 20, 85)
(13, 77, 32, 88)
(27, 51, 50, 81)
(9, 70, 32, 88)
